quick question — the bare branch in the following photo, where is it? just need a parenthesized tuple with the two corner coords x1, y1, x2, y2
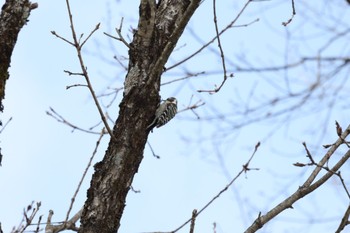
(189, 209, 197, 233)
(103, 17, 131, 48)
(63, 70, 84, 76)
(179, 96, 205, 119)
(302, 142, 315, 164)
(335, 204, 350, 233)
(41, 151, 94, 232)
(166, 0, 255, 72)
(12, 202, 41, 233)
(53, 0, 115, 139)
(300, 142, 350, 199)
(66, 84, 88, 89)
(197, 0, 229, 94)
(45, 209, 82, 233)
(50, 31, 74, 46)
(46, 107, 102, 134)
(161, 72, 205, 86)
(213, 222, 217, 233)
(35, 215, 42, 233)
(177, 99, 205, 114)
(282, 0, 296, 26)
(336, 121, 350, 148)
(80, 23, 100, 49)
(130, 186, 141, 193)
(244, 124, 350, 233)
(234, 56, 350, 73)
(168, 142, 260, 233)
(303, 124, 350, 188)
(147, 141, 160, 159)
(105, 20, 131, 67)
(0, 116, 12, 134)
(65, 129, 105, 222)
(336, 120, 343, 137)
(337, 171, 350, 199)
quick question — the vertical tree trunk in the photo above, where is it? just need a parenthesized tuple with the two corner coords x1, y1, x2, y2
(0, 0, 37, 112)
(79, 1, 201, 232)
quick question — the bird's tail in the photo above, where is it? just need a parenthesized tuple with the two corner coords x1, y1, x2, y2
(146, 119, 157, 132)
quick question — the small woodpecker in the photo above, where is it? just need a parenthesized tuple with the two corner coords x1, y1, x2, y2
(147, 97, 177, 132)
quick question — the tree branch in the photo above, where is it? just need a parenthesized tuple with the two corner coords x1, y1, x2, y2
(197, 0, 229, 93)
(79, 1, 202, 232)
(244, 124, 350, 233)
(51, 0, 114, 139)
(335, 204, 350, 233)
(45, 209, 82, 233)
(157, 142, 261, 233)
(166, 0, 253, 72)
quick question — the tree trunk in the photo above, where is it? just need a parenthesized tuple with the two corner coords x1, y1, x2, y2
(79, 1, 201, 232)
(0, 0, 37, 112)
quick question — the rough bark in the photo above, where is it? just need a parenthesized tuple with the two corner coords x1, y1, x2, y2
(0, 0, 37, 112)
(79, 0, 201, 232)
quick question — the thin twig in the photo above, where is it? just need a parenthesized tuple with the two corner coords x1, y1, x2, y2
(104, 32, 119, 40)
(189, 209, 197, 233)
(51, 31, 74, 46)
(104, 17, 130, 48)
(282, 0, 296, 26)
(213, 222, 217, 233)
(113, 55, 128, 71)
(147, 141, 160, 159)
(45, 209, 82, 233)
(302, 124, 350, 188)
(63, 70, 84, 76)
(302, 142, 315, 164)
(197, 0, 228, 93)
(116, 17, 131, 48)
(80, 23, 100, 49)
(35, 215, 42, 233)
(12, 202, 41, 233)
(169, 142, 260, 233)
(335, 204, 350, 233)
(336, 121, 350, 148)
(166, 0, 254, 72)
(177, 97, 205, 119)
(130, 186, 141, 193)
(336, 171, 350, 199)
(160, 72, 205, 86)
(66, 84, 88, 89)
(177, 100, 205, 114)
(234, 56, 350, 73)
(0, 116, 12, 134)
(46, 107, 102, 134)
(300, 142, 350, 199)
(244, 124, 350, 233)
(97, 86, 123, 108)
(62, 0, 115, 139)
(65, 129, 105, 222)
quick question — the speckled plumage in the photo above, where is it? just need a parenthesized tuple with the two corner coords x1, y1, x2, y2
(147, 97, 177, 131)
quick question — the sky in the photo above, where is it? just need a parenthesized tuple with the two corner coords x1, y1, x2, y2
(1, 0, 350, 233)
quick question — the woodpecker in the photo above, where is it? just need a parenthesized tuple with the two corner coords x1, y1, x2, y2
(147, 97, 177, 131)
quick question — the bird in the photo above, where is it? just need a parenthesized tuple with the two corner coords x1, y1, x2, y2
(147, 97, 177, 132)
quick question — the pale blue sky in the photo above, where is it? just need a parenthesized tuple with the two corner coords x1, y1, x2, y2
(1, 0, 350, 233)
